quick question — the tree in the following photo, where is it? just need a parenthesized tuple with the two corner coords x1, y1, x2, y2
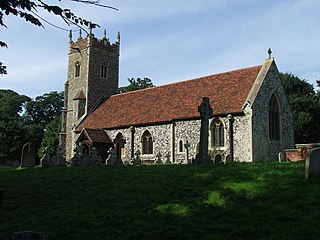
(1, 0, 117, 74)
(119, 78, 155, 93)
(0, 89, 30, 119)
(280, 72, 320, 143)
(24, 91, 63, 126)
(38, 116, 61, 158)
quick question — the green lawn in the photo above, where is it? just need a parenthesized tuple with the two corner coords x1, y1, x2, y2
(0, 162, 319, 240)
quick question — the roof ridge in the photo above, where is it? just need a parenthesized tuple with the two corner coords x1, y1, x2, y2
(115, 64, 263, 98)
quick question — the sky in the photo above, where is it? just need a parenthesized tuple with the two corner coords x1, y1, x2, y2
(0, 0, 319, 98)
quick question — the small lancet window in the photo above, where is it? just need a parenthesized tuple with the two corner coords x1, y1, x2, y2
(211, 118, 225, 148)
(178, 140, 184, 153)
(100, 63, 108, 79)
(75, 62, 81, 78)
(142, 130, 153, 155)
(269, 93, 280, 141)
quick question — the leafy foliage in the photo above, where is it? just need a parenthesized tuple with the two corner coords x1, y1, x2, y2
(0, 89, 30, 118)
(119, 78, 155, 93)
(280, 72, 320, 143)
(38, 116, 61, 158)
(24, 91, 63, 126)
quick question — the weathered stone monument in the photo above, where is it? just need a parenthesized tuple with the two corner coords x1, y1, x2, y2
(305, 147, 320, 179)
(52, 146, 65, 166)
(91, 147, 102, 165)
(132, 149, 141, 165)
(9, 231, 44, 240)
(165, 152, 171, 164)
(155, 152, 163, 164)
(106, 148, 116, 165)
(20, 143, 36, 167)
(70, 145, 81, 166)
(195, 97, 213, 164)
(40, 148, 51, 167)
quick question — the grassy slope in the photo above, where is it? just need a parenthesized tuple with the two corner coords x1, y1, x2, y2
(0, 162, 320, 240)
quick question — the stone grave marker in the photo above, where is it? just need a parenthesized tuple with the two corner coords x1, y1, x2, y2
(91, 147, 101, 165)
(40, 148, 51, 167)
(225, 154, 232, 164)
(52, 146, 65, 166)
(155, 152, 163, 164)
(305, 147, 320, 180)
(195, 97, 213, 164)
(20, 143, 36, 167)
(9, 231, 44, 240)
(165, 152, 171, 164)
(132, 149, 141, 165)
(278, 152, 285, 162)
(70, 145, 81, 166)
(106, 148, 116, 165)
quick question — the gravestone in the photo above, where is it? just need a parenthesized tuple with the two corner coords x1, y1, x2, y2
(278, 152, 285, 162)
(225, 154, 232, 164)
(40, 148, 51, 167)
(155, 152, 163, 164)
(184, 140, 191, 164)
(132, 149, 141, 165)
(165, 152, 171, 164)
(20, 143, 36, 167)
(81, 152, 91, 166)
(9, 231, 44, 240)
(70, 146, 81, 166)
(91, 147, 101, 165)
(52, 146, 65, 166)
(195, 97, 213, 164)
(106, 148, 116, 165)
(305, 147, 320, 180)
(214, 154, 222, 164)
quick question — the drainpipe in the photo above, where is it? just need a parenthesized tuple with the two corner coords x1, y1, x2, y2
(130, 126, 135, 159)
(227, 114, 234, 163)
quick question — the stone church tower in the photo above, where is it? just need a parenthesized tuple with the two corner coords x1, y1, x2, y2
(60, 28, 120, 160)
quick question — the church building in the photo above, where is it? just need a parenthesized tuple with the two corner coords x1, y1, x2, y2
(60, 30, 294, 164)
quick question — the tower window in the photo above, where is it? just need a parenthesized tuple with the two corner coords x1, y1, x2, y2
(100, 63, 108, 79)
(269, 93, 280, 141)
(142, 130, 153, 155)
(211, 118, 225, 148)
(75, 62, 81, 78)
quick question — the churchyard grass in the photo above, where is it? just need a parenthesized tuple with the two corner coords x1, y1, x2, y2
(0, 162, 319, 239)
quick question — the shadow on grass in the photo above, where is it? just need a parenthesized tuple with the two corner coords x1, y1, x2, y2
(0, 162, 320, 240)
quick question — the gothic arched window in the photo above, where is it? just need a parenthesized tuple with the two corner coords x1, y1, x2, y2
(142, 130, 153, 155)
(178, 140, 184, 153)
(210, 118, 225, 148)
(269, 93, 280, 141)
(75, 62, 81, 78)
(100, 63, 108, 79)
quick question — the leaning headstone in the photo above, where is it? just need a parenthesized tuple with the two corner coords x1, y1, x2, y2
(305, 147, 320, 180)
(106, 148, 116, 165)
(184, 140, 191, 164)
(195, 97, 213, 164)
(20, 143, 36, 167)
(9, 231, 44, 240)
(155, 152, 163, 164)
(40, 147, 51, 167)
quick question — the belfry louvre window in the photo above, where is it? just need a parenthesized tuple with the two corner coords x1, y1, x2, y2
(100, 63, 108, 79)
(142, 130, 153, 155)
(269, 93, 280, 140)
(211, 118, 225, 148)
(75, 62, 81, 77)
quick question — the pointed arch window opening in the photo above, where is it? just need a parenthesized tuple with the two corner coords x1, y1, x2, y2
(100, 63, 108, 79)
(211, 119, 225, 148)
(142, 131, 153, 155)
(75, 62, 81, 78)
(178, 140, 184, 153)
(269, 93, 280, 141)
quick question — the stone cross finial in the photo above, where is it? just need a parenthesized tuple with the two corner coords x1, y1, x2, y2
(195, 97, 213, 164)
(79, 29, 82, 39)
(268, 48, 272, 59)
(117, 31, 120, 43)
(69, 30, 73, 43)
(103, 29, 107, 39)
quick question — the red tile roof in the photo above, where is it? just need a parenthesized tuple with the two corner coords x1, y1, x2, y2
(76, 128, 112, 143)
(78, 65, 262, 130)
